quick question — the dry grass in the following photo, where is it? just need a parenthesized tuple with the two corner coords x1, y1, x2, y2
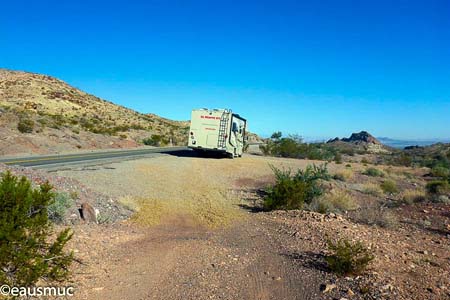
(309, 189, 358, 213)
(123, 159, 245, 228)
(361, 183, 383, 197)
(357, 206, 399, 228)
(333, 169, 354, 181)
(400, 189, 426, 204)
(129, 195, 242, 228)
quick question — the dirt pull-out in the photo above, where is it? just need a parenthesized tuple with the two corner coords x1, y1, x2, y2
(70, 214, 322, 300)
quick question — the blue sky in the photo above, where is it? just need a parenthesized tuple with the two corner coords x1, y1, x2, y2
(1, 0, 449, 140)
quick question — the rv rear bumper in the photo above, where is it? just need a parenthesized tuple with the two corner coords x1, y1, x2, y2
(188, 146, 227, 153)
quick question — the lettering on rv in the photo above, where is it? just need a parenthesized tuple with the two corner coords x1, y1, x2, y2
(201, 116, 221, 120)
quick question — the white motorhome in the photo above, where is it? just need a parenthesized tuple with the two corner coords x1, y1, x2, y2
(188, 108, 247, 158)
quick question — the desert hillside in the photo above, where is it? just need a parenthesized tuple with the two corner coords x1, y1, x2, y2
(0, 69, 190, 155)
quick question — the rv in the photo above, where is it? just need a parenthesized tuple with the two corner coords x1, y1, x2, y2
(188, 108, 247, 158)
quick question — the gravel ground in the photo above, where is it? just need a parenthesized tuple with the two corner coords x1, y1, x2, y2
(0, 163, 131, 223)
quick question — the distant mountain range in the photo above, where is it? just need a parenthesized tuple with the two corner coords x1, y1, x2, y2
(377, 137, 450, 149)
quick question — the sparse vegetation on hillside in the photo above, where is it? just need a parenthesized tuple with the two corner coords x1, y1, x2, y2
(0, 172, 73, 287)
(0, 69, 190, 154)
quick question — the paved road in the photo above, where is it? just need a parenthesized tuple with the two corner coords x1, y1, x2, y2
(0, 147, 190, 167)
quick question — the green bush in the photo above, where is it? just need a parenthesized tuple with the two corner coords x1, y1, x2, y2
(143, 135, 167, 146)
(380, 180, 399, 194)
(363, 167, 385, 177)
(264, 164, 330, 210)
(426, 180, 450, 195)
(326, 238, 374, 275)
(333, 173, 346, 181)
(334, 152, 343, 164)
(261, 132, 339, 161)
(0, 172, 73, 287)
(48, 192, 74, 224)
(430, 166, 450, 178)
(17, 118, 34, 133)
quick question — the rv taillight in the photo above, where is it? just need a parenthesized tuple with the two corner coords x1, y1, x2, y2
(224, 134, 228, 138)
(190, 132, 194, 135)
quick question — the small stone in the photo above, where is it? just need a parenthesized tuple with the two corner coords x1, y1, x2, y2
(347, 288, 355, 296)
(272, 276, 282, 281)
(321, 283, 337, 293)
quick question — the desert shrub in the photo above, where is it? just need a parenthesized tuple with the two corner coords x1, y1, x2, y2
(361, 158, 370, 164)
(380, 180, 399, 194)
(308, 190, 357, 213)
(357, 206, 399, 228)
(361, 183, 383, 197)
(425, 180, 450, 196)
(261, 132, 340, 161)
(17, 118, 34, 133)
(400, 189, 426, 204)
(0, 172, 73, 287)
(333, 173, 346, 181)
(143, 135, 167, 146)
(333, 169, 353, 182)
(430, 166, 450, 178)
(363, 167, 385, 177)
(334, 152, 343, 164)
(326, 238, 374, 275)
(345, 164, 352, 168)
(48, 192, 74, 224)
(264, 164, 330, 210)
(432, 195, 450, 204)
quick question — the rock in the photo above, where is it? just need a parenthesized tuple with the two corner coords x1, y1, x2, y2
(381, 284, 394, 291)
(347, 288, 355, 296)
(80, 202, 97, 223)
(272, 276, 282, 281)
(321, 283, 337, 293)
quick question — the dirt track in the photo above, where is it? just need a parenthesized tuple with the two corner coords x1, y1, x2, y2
(60, 155, 324, 300)
(71, 215, 323, 300)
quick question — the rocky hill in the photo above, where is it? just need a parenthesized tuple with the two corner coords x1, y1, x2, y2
(0, 69, 190, 155)
(327, 131, 390, 153)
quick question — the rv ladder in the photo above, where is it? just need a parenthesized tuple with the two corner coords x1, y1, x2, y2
(217, 111, 229, 148)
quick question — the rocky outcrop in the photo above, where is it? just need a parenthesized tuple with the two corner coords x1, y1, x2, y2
(338, 131, 381, 145)
(327, 131, 389, 153)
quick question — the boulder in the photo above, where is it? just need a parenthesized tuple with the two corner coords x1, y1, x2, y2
(79, 202, 97, 223)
